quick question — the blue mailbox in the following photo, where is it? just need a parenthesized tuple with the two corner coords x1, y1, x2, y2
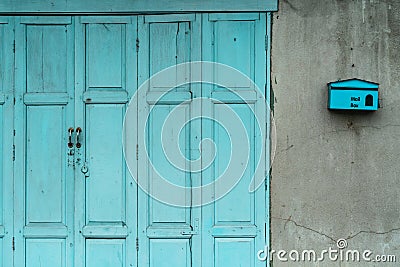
(328, 78, 379, 111)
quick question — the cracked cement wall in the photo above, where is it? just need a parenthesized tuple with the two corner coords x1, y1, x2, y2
(271, 0, 400, 266)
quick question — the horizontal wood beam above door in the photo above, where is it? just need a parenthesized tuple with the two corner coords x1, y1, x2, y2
(0, 0, 277, 14)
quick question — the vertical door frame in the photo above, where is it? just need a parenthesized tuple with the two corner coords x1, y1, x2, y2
(266, 13, 272, 260)
(74, 15, 85, 267)
(0, 15, 14, 267)
(13, 16, 23, 267)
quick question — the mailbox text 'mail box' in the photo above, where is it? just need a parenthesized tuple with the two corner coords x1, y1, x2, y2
(328, 78, 379, 111)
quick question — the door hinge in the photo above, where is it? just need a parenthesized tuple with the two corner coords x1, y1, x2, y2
(136, 144, 139, 160)
(12, 237, 15, 251)
(136, 237, 139, 251)
(12, 40, 15, 53)
(136, 38, 140, 52)
(265, 35, 269, 51)
(12, 144, 15, 161)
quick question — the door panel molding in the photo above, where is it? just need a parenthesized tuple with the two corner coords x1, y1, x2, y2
(80, 16, 133, 24)
(23, 93, 70, 105)
(82, 90, 129, 104)
(144, 14, 196, 23)
(81, 224, 129, 238)
(20, 16, 72, 24)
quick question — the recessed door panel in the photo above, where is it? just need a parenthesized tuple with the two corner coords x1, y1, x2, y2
(86, 23, 124, 89)
(148, 105, 191, 224)
(149, 20, 192, 90)
(85, 104, 127, 223)
(26, 24, 69, 93)
(214, 104, 255, 224)
(149, 239, 191, 267)
(85, 239, 126, 267)
(26, 239, 66, 267)
(215, 238, 254, 267)
(26, 106, 66, 224)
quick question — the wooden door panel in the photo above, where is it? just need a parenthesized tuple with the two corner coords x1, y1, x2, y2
(148, 19, 192, 90)
(85, 239, 126, 267)
(213, 104, 255, 224)
(202, 13, 267, 267)
(75, 16, 137, 267)
(25, 106, 67, 224)
(26, 24, 69, 93)
(137, 14, 201, 267)
(14, 16, 75, 267)
(149, 239, 191, 267)
(26, 239, 66, 267)
(86, 23, 125, 89)
(215, 238, 255, 267)
(85, 105, 127, 223)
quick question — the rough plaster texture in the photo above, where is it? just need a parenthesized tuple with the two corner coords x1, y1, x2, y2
(271, 0, 400, 266)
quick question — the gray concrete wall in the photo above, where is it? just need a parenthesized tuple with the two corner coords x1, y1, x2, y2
(271, 0, 400, 266)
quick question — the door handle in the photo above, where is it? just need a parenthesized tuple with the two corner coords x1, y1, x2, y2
(76, 127, 82, 148)
(68, 127, 74, 148)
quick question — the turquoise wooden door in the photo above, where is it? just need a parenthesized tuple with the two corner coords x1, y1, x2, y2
(74, 16, 137, 267)
(13, 16, 138, 267)
(137, 14, 202, 267)
(9, 13, 269, 267)
(136, 13, 268, 267)
(14, 16, 75, 267)
(0, 17, 14, 267)
(201, 13, 268, 267)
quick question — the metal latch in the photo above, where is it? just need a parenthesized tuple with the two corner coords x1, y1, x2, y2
(181, 218, 199, 235)
(81, 163, 90, 178)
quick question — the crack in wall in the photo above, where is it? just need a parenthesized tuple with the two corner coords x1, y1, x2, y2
(346, 227, 400, 240)
(273, 216, 400, 243)
(272, 216, 336, 243)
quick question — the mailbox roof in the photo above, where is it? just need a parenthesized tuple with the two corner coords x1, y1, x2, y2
(328, 78, 379, 89)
